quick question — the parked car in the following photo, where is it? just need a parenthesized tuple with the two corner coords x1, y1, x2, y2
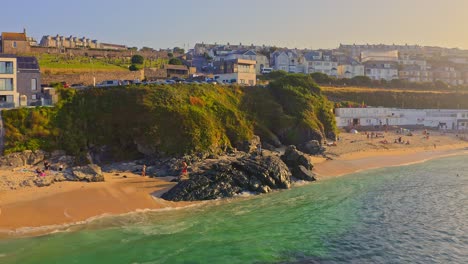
(96, 80, 121, 87)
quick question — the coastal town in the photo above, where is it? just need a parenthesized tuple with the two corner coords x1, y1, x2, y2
(1, 0, 468, 262)
(2, 29, 468, 129)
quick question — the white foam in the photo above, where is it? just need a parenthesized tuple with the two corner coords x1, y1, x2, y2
(0, 203, 207, 238)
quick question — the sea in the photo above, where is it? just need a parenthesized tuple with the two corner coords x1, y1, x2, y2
(0, 155, 467, 264)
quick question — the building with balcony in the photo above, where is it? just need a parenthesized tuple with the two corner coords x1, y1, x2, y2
(304, 51, 338, 76)
(364, 61, 399, 81)
(0, 55, 42, 108)
(214, 59, 256, 85)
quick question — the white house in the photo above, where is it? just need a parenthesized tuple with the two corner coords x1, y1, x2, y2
(335, 107, 468, 130)
(304, 51, 338, 76)
(336, 56, 365, 78)
(270, 50, 303, 73)
(364, 61, 399, 81)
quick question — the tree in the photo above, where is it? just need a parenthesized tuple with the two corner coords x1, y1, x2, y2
(168, 58, 183, 65)
(129, 64, 139, 71)
(168, 53, 174, 58)
(131, 55, 144, 64)
(129, 47, 138, 51)
(140, 47, 155, 52)
(310, 72, 332, 84)
(173, 47, 185, 54)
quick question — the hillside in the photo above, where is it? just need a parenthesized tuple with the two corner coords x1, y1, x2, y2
(35, 54, 168, 74)
(2, 74, 336, 161)
(322, 86, 468, 109)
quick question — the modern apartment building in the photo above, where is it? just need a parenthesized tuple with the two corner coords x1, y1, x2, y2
(0, 55, 42, 108)
(214, 59, 257, 85)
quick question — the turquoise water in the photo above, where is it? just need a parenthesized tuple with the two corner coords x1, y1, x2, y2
(1, 155, 467, 263)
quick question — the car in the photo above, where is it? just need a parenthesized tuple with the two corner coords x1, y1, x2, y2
(96, 80, 121, 87)
(165, 80, 176, 84)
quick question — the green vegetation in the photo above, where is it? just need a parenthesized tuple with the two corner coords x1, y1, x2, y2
(168, 58, 184, 65)
(37, 54, 168, 74)
(3, 74, 336, 160)
(323, 87, 468, 109)
(131, 55, 144, 64)
(263, 71, 467, 91)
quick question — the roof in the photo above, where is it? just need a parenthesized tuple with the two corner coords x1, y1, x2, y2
(164, 64, 188, 70)
(17, 56, 40, 70)
(1, 32, 27, 41)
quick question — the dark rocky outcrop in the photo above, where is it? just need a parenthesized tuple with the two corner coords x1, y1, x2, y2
(295, 165, 316, 181)
(298, 140, 325, 155)
(281, 146, 313, 170)
(162, 154, 292, 201)
(281, 145, 316, 181)
(0, 150, 48, 168)
(236, 135, 261, 154)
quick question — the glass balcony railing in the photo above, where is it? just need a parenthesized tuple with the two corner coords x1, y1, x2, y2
(0, 102, 15, 108)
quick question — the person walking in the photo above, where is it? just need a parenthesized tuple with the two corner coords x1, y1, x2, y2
(142, 164, 147, 177)
(257, 143, 263, 157)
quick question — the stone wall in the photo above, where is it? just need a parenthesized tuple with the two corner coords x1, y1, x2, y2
(41, 70, 144, 86)
(29, 46, 168, 59)
(144, 68, 167, 80)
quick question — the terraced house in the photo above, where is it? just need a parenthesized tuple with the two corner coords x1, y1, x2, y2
(0, 55, 42, 108)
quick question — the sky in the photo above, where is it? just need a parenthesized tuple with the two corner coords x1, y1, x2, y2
(2, 0, 468, 50)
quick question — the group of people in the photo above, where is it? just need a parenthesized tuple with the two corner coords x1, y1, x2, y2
(393, 137, 410, 145)
(35, 161, 64, 177)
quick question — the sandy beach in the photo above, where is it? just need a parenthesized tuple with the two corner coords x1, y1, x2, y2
(0, 173, 194, 236)
(0, 129, 467, 236)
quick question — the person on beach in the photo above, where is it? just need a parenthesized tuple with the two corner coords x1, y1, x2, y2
(59, 165, 63, 172)
(178, 161, 188, 181)
(35, 168, 42, 177)
(257, 143, 263, 157)
(44, 160, 50, 171)
(142, 164, 147, 177)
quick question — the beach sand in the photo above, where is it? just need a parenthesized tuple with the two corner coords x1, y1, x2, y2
(312, 130, 468, 178)
(0, 129, 467, 235)
(0, 173, 194, 235)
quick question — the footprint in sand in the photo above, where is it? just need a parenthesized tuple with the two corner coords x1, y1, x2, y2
(64, 209, 72, 218)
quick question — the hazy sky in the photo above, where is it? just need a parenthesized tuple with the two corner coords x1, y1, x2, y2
(3, 0, 468, 50)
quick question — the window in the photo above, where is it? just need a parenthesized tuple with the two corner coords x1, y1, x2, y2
(249, 80, 254, 86)
(0, 62, 14, 74)
(31, 78, 37, 91)
(12, 42, 17, 48)
(32, 94, 37, 100)
(0, 79, 13, 91)
(240, 79, 245, 84)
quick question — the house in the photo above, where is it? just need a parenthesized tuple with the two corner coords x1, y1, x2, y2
(304, 51, 338, 76)
(336, 56, 364, 78)
(364, 61, 399, 81)
(214, 59, 256, 86)
(335, 107, 468, 130)
(361, 50, 399, 62)
(270, 50, 303, 73)
(431, 67, 464, 86)
(399, 65, 433, 82)
(0, 55, 42, 108)
(39, 35, 100, 49)
(0, 30, 31, 54)
(223, 50, 269, 74)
